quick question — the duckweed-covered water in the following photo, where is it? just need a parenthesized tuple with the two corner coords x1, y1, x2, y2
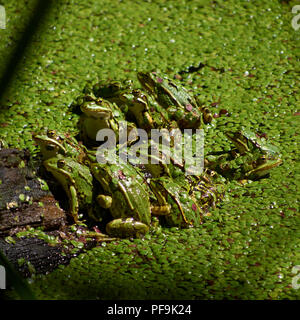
(0, 0, 299, 299)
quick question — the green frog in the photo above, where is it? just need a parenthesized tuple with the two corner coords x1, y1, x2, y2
(87, 156, 155, 238)
(137, 71, 212, 129)
(43, 154, 94, 223)
(225, 129, 282, 180)
(78, 97, 138, 148)
(206, 128, 283, 180)
(149, 176, 202, 228)
(33, 130, 87, 163)
(87, 78, 186, 132)
(33, 130, 67, 160)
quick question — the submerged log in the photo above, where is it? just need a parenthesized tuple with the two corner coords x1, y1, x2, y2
(0, 236, 71, 279)
(0, 148, 66, 235)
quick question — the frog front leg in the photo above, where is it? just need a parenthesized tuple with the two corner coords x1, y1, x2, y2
(51, 165, 80, 223)
(105, 217, 149, 238)
(148, 180, 172, 215)
(69, 184, 79, 223)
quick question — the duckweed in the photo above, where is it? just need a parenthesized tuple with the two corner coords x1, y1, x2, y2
(0, 0, 299, 300)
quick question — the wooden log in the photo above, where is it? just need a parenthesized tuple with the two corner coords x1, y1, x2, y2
(0, 148, 66, 236)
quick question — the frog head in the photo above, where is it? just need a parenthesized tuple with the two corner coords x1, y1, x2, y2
(225, 128, 283, 179)
(33, 129, 87, 162)
(79, 97, 128, 146)
(117, 89, 154, 130)
(33, 130, 66, 160)
(80, 99, 113, 120)
(92, 80, 124, 98)
(137, 71, 159, 94)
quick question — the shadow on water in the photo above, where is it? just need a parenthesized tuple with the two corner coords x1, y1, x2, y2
(0, 0, 54, 300)
(0, 0, 54, 110)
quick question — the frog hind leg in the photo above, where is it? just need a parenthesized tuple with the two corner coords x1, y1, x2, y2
(96, 194, 113, 209)
(69, 185, 79, 223)
(150, 204, 171, 216)
(106, 217, 149, 238)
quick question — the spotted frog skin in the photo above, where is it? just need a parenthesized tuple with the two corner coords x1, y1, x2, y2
(33, 130, 87, 162)
(137, 71, 212, 129)
(78, 97, 137, 148)
(150, 176, 202, 228)
(206, 128, 283, 180)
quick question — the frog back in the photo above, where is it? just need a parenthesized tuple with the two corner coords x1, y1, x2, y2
(96, 162, 152, 226)
(68, 159, 94, 207)
(154, 177, 202, 228)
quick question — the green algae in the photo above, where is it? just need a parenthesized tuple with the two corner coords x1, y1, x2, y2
(0, 0, 299, 300)
(15, 227, 56, 243)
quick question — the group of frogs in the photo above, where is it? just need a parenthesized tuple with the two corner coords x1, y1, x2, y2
(33, 71, 283, 239)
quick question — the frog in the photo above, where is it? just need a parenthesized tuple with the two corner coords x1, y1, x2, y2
(206, 128, 283, 180)
(117, 89, 155, 131)
(187, 168, 226, 216)
(137, 71, 213, 129)
(143, 148, 225, 223)
(33, 130, 67, 160)
(224, 129, 283, 180)
(87, 156, 155, 238)
(43, 154, 94, 223)
(88, 78, 181, 132)
(33, 130, 109, 222)
(149, 176, 202, 228)
(78, 97, 138, 148)
(117, 88, 181, 132)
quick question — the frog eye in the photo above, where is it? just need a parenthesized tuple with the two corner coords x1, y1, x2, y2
(47, 130, 56, 138)
(45, 144, 56, 151)
(57, 159, 65, 168)
(256, 156, 267, 165)
(253, 156, 267, 166)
